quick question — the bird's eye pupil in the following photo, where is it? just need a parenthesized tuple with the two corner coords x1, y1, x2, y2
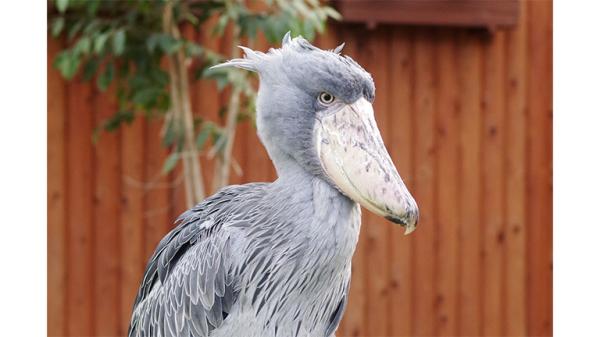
(319, 92, 334, 105)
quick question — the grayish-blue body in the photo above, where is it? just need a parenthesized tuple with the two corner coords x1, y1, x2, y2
(129, 33, 418, 337)
(130, 172, 359, 337)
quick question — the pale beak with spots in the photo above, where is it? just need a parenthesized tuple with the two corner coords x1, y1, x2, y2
(315, 96, 419, 234)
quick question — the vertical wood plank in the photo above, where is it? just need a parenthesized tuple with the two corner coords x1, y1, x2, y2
(229, 117, 248, 185)
(456, 31, 483, 337)
(197, 17, 223, 193)
(481, 32, 507, 337)
(340, 27, 367, 337)
(120, 117, 147, 333)
(363, 28, 391, 337)
(412, 29, 437, 337)
(66, 77, 95, 336)
(228, 50, 249, 187)
(93, 85, 122, 336)
(434, 28, 459, 337)
(504, 1, 529, 335)
(388, 27, 415, 337)
(144, 120, 172, 258)
(235, 117, 252, 183)
(243, 33, 275, 183)
(527, 1, 553, 336)
(48, 36, 67, 337)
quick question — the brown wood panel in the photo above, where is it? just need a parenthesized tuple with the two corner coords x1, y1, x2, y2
(93, 85, 122, 336)
(526, 1, 553, 336)
(66, 77, 95, 336)
(481, 31, 507, 337)
(334, 0, 519, 29)
(456, 30, 483, 337)
(144, 119, 173, 258)
(411, 29, 437, 337)
(504, 1, 529, 335)
(362, 28, 391, 337)
(243, 33, 276, 184)
(48, 36, 67, 337)
(225, 26, 249, 188)
(388, 27, 415, 337)
(195, 17, 222, 195)
(434, 29, 459, 337)
(120, 117, 147, 333)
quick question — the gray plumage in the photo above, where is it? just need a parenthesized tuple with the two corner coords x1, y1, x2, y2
(129, 33, 391, 337)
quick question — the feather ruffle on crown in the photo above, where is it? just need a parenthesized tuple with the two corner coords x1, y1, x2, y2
(211, 31, 345, 73)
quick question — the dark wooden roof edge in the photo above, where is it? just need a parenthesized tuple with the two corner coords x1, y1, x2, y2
(332, 0, 520, 31)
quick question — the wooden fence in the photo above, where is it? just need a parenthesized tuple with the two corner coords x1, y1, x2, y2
(47, 1, 552, 336)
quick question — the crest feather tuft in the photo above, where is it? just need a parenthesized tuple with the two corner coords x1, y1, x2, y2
(282, 31, 292, 46)
(210, 46, 266, 72)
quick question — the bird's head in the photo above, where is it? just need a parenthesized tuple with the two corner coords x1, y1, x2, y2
(212, 33, 418, 234)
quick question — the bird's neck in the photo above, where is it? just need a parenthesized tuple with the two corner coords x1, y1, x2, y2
(271, 154, 359, 230)
(270, 150, 331, 199)
(263, 141, 303, 179)
(269, 152, 362, 288)
(266, 142, 360, 237)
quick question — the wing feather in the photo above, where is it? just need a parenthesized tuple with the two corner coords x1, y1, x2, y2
(128, 183, 268, 337)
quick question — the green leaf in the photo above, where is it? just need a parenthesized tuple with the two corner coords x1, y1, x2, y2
(67, 21, 83, 41)
(196, 123, 212, 148)
(162, 120, 178, 147)
(212, 132, 227, 154)
(97, 62, 114, 91)
(132, 87, 160, 106)
(213, 15, 229, 36)
(100, 110, 135, 134)
(239, 14, 261, 39)
(157, 34, 182, 54)
(216, 74, 229, 91)
(86, 0, 100, 15)
(184, 42, 203, 57)
(155, 92, 170, 111)
(82, 20, 100, 35)
(323, 7, 342, 21)
(51, 17, 64, 37)
(82, 57, 99, 81)
(149, 68, 169, 87)
(74, 36, 91, 55)
(302, 19, 315, 41)
(217, 106, 227, 119)
(112, 29, 126, 56)
(162, 152, 180, 174)
(54, 51, 80, 80)
(182, 11, 199, 25)
(146, 34, 160, 53)
(94, 33, 109, 54)
(56, 0, 69, 13)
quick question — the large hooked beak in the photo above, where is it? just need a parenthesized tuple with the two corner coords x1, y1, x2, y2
(315, 98, 419, 234)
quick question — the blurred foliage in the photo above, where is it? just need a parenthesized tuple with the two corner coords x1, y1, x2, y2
(48, 0, 339, 176)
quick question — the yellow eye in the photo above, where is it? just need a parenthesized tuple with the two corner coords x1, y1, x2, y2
(318, 92, 335, 105)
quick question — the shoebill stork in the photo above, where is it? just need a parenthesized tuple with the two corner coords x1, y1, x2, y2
(129, 33, 418, 337)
